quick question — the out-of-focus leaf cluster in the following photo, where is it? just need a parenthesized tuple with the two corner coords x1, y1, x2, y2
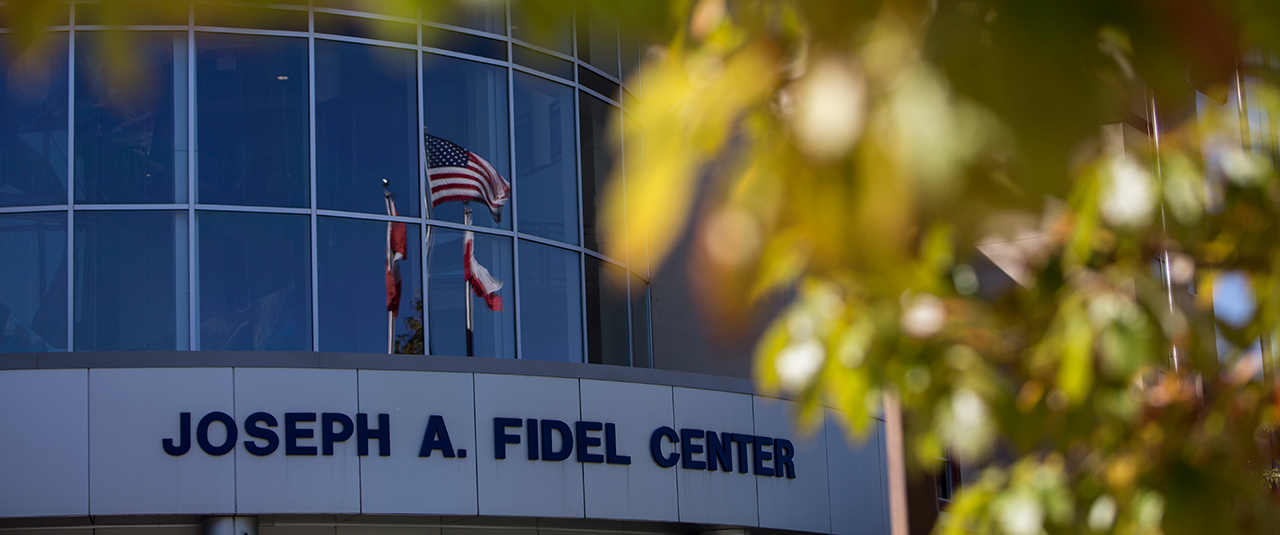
(598, 0, 1280, 534)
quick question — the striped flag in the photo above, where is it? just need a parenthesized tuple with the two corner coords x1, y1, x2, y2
(426, 134, 511, 222)
(385, 191, 408, 315)
(464, 231, 503, 311)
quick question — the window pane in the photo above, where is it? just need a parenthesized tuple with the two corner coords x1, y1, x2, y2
(196, 34, 309, 208)
(317, 216, 422, 354)
(74, 211, 187, 351)
(431, 2, 507, 35)
(423, 54, 511, 229)
(579, 92, 618, 253)
(585, 256, 628, 366)
(316, 40, 418, 216)
(518, 240, 581, 362)
(510, 1, 572, 55)
(577, 6, 619, 78)
(0, 35, 68, 208)
(427, 228, 515, 359)
(515, 73, 578, 244)
(630, 273, 650, 368)
(76, 32, 188, 204)
(0, 213, 67, 352)
(197, 211, 311, 351)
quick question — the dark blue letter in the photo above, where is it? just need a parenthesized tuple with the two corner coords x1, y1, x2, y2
(753, 435, 774, 476)
(650, 426, 679, 468)
(707, 431, 731, 472)
(775, 438, 796, 478)
(493, 417, 521, 460)
(730, 433, 753, 473)
(322, 413, 353, 455)
(576, 421, 604, 463)
(526, 418, 540, 460)
(357, 413, 390, 456)
(285, 412, 317, 456)
(163, 412, 191, 456)
(680, 429, 706, 470)
(197, 411, 236, 456)
(605, 423, 631, 465)
(541, 419, 573, 461)
(419, 415, 456, 458)
(243, 412, 279, 456)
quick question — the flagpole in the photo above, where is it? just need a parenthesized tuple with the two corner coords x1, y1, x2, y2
(463, 203, 474, 357)
(385, 179, 395, 355)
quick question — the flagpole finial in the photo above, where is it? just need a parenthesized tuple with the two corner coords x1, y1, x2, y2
(382, 178, 390, 189)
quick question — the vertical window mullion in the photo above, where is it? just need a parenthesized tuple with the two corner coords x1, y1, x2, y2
(505, 0, 522, 360)
(66, 10, 76, 352)
(188, 5, 199, 350)
(418, 5, 433, 354)
(308, 5, 320, 351)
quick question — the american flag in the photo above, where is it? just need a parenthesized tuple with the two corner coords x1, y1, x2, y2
(427, 135, 511, 222)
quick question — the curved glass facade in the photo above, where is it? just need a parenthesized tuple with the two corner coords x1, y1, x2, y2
(0, 2, 648, 366)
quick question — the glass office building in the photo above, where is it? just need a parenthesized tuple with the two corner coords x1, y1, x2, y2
(0, 4, 892, 535)
(0, 1, 649, 366)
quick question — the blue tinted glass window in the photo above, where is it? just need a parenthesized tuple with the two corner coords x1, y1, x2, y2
(316, 40, 418, 216)
(518, 240, 581, 362)
(197, 211, 311, 351)
(514, 73, 578, 244)
(630, 274, 650, 368)
(317, 216, 422, 354)
(75, 32, 188, 204)
(74, 211, 188, 351)
(196, 34, 308, 207)
(585, 256, 629, 366)
(0, 35, 68, 208)
(0, 212, 67, 352)
(427, 228, 515, 358)
(423, 54, 510, 229)
(579, 92, 619, 253)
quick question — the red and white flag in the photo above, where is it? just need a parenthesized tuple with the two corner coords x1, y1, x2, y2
(464, 231, 503, 311)
(426, 134, 511, 222)
(385, 192, 408, 316)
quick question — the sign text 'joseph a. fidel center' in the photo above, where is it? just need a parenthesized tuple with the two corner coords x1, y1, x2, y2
(162, 411, 799, 478)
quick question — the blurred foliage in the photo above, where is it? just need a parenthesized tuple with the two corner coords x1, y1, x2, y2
(10, 0, 1280, 533)
(598, 0, 1280, 534)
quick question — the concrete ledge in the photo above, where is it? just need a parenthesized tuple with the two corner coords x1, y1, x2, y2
(0, 351, 762, 398)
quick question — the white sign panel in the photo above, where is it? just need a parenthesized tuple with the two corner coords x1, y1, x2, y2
(0, 367, 888, 535)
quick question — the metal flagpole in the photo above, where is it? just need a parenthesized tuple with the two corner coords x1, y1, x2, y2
(463, 203, 474, 357)
(385, 179, 395, 355)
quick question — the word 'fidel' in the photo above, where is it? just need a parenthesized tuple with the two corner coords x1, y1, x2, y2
(163, 412, 798, 478)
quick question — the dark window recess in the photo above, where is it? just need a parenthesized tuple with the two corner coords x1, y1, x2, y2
(513, 45, 573, 81)
(427, 2, 506, 36)
(314, 0, 415, 18)
(195, 6, 308, 32)
(1, 5, 68, 29)
(76, 3, 188, 26)
(585, 257, 630, 367)
(422, 26, 506, 61)
(578, 65, 620, 103)
(314, 13, 416, 44)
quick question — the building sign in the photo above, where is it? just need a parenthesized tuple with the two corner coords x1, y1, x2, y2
(162, 412, 798, 479)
